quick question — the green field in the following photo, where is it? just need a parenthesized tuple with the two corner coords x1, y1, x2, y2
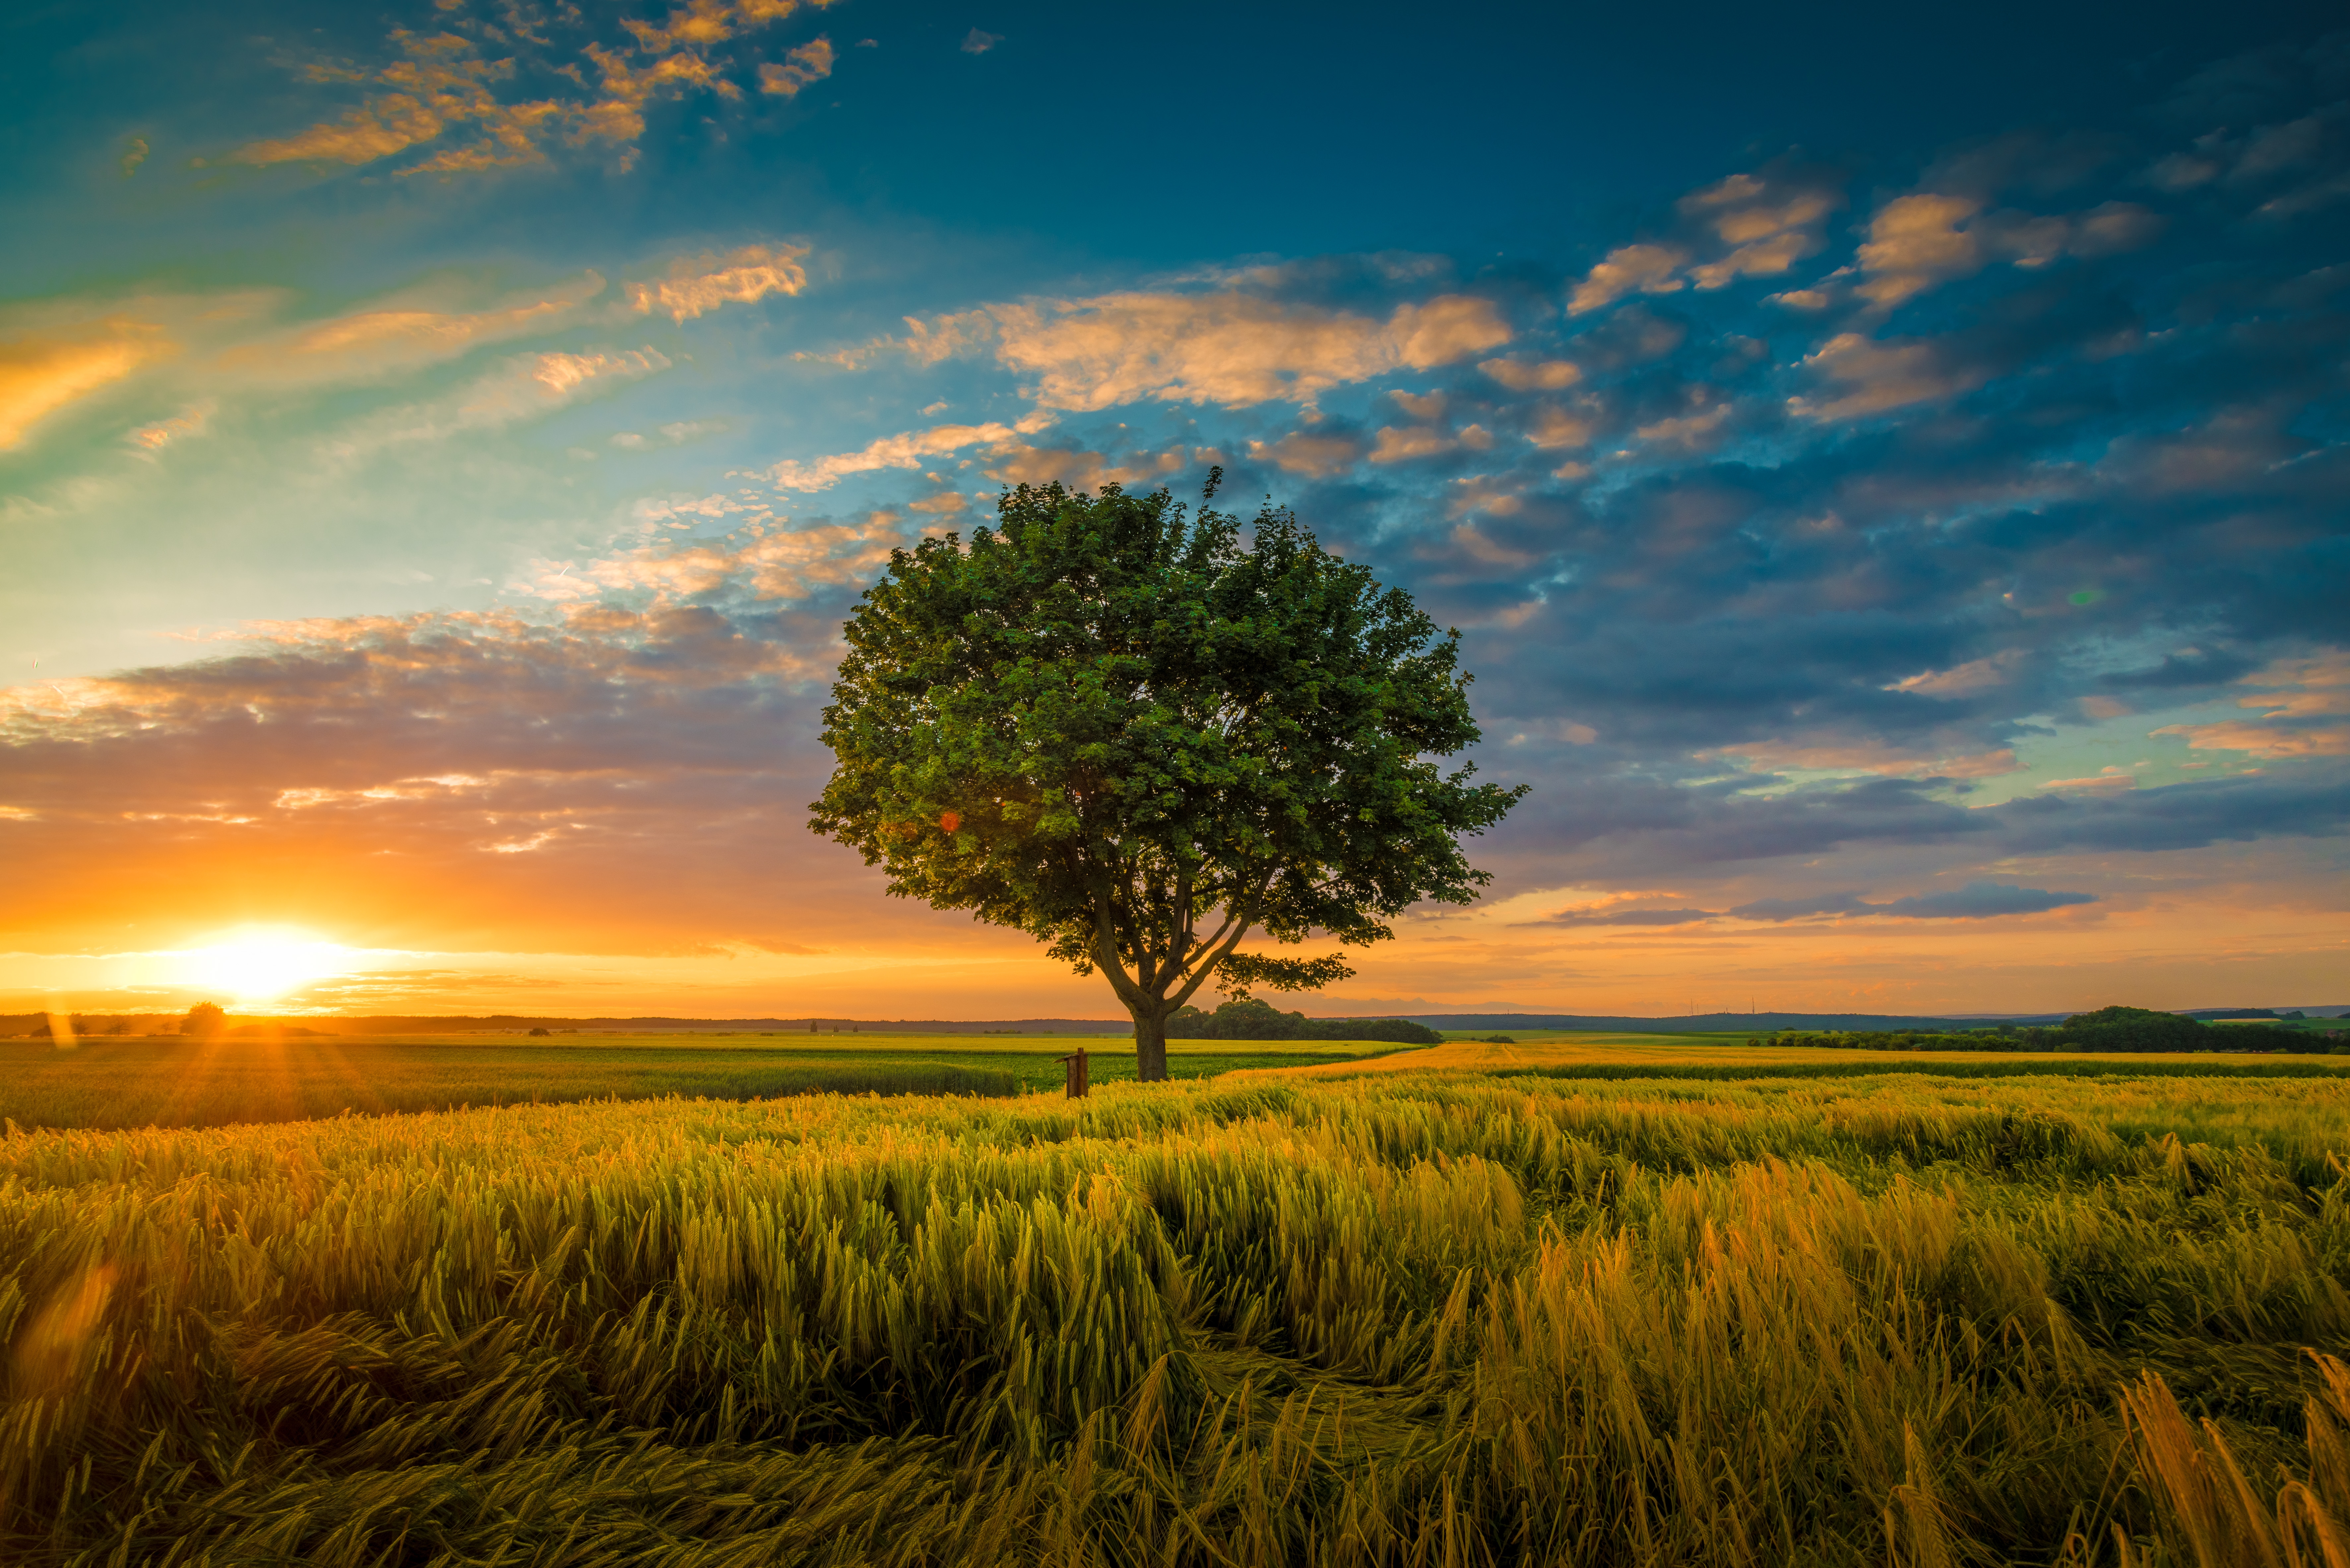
(0, 1033, 1396, 1130)
(2, 1042, 2347, 1563)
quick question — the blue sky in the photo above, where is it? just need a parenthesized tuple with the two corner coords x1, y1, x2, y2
(1, 0, 2345, 1017)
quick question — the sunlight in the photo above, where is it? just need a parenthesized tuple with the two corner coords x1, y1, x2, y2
(181, 931, 356, 1003)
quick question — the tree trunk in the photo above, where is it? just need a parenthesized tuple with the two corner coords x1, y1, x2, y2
(1132, 1004, 1170, 1083)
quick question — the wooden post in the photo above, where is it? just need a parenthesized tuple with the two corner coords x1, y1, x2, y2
(1056, 1047, 1089, 1099)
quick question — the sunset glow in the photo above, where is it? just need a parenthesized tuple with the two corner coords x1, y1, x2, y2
(2, 1, 2343, 1021)
(176, 933, 358, 1004)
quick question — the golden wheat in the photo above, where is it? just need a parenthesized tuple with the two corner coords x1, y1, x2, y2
(1, 1069, 2344, 1564)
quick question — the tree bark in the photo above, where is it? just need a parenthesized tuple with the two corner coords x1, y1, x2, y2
(1132, 1004, 1170, 1083)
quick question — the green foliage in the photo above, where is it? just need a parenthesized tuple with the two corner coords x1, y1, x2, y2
(181, 1000, 225, 1037)
(2, 1070, 2347, 1563)
(1777, 1026, 2040, 1052)
(1163, 996, 1442, 1044)
(2056, 1004, 2216, 1053)
(808, 479, 1523, 1077)
(0, 1039, 1404, 1131)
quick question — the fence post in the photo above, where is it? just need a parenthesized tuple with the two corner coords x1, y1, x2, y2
(1056, 1047, 1089, 1099)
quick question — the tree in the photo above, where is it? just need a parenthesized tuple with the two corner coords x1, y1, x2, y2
(810, 477, 1525, 1081)
(182, 1001, 226, 1038)
(2054, 1005, 2208, 1053)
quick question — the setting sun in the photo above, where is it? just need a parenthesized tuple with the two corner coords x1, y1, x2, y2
(181, 932, 355, 1003)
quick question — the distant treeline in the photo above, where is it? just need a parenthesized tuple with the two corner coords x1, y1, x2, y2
(1164, 997, 1442, 1045)
(1765, 1005, 2346, 1055)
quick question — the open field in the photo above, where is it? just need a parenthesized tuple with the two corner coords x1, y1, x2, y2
(1316, 1033, 2350, 1081)
(0, 1034, 1396, 1131)
(3, 1053, 2347, 1565)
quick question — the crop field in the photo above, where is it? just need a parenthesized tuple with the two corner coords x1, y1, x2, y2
(0, 1034, 1395, 1131)
(3, 1049, 2347, 1566)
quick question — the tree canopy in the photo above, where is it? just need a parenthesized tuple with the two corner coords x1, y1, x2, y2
(809, 478, 1525, 1079)
(182, 1001, 226, 1038)
(2053, 1005, 2209, 1053)
(1164, 996, 1441, 1046)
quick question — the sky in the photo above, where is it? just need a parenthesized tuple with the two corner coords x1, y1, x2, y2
(2, 0, 2346, 1020)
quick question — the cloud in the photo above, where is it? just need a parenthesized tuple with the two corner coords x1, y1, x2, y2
(962, 28, 1002, 53)
(1716, 740, 2021, 780)
(764, 416, 1048, 490)
(625, 244, 808, 320)
(0, 318, 171, 448)
(230, 5, 829, 178)
(759, 37, 833, 96)
(1567, 244, 1687, 316)
(1539, 906, 1717, 927)
(1248, 430, 1366, 477)
(261, 274, 608, 379)
(1728, 882, 2095, 920)
(514, 515, 904, 604)
(1369, 425, 1459, 464)
(2146, 652, 2350, 757)
(1681, 173, 1843, 288)
(1479, 357, 1581, 391)
(2153, 721, 2350, 758)
(981, 290, 1511, 411)
(1854, 193, 2163, 307)
(2147, 104, 2350, 217)
(1788, 332, 1992, 420)
(1566, 166, 1846, 314)
(0, 596, 891, 956)
(126, 401, 214, 453)
(328, 347, 671, 452)
(983, 440, 1195, 491)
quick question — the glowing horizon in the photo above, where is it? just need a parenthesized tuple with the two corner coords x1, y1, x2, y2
(2, 1, 2344, 1020)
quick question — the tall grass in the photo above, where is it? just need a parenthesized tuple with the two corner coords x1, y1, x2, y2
(1, 1070, 2345, 1564)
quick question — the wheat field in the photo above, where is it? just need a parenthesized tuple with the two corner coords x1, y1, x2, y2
(3, 1066, 2346, 1565)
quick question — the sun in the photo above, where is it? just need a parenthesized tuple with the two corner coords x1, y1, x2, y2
(184, 930, 354, 1004)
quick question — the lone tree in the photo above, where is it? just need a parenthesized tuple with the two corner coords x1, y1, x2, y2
(810, 477, 1526, 1081)
(181, 1001, 225, 1038)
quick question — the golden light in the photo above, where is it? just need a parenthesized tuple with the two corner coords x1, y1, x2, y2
(181, 930, 355, 1003)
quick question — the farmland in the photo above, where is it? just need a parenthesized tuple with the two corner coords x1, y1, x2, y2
(1, 1042, 2347, 1564)
(0, 1034, 1394, 1131)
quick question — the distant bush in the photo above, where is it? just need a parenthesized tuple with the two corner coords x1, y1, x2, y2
(1165, 997, 1441, 1045)
(2052, 1005, 2212, 1053)
(528, 1027, 550, 1036)
(1770, 1027, 2027, 1053)
(1770, 1006, 2238, 1055)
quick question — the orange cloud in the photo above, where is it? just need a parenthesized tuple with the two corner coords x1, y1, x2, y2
(514, 515, 905, 604)
(2149, 652, 2350, 757)
(1856, 193, 2164, 307)
(230, 4, 828, 178)
(1479, 357, 1580, 391)
(625, 244, 808, 321)
(983, 441, 1192, 491)
(1788, 332, 1991, 421)
(269, 274, 607, 378)
(765, 416, 1050, 491)
(0, 318, 171, 449)
(758, 37, 833, 95)
(1567, 243, 1687, 315)
(912, 291, 1513, 411)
